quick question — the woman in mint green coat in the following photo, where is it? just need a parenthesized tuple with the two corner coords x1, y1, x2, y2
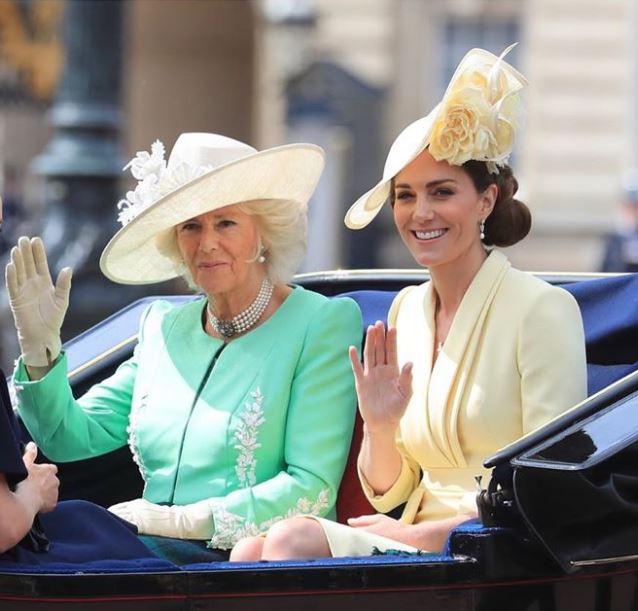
(6, 133, 361, 562)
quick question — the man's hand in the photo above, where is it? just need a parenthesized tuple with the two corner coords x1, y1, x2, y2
(18, 442, 59, 514)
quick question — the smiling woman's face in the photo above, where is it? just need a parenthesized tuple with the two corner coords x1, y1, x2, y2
(392, 149, 496, 270)
(175, 204, 263, 299)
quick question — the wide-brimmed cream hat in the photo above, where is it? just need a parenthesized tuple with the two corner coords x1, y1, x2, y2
(345, 45, 528, 230)
(100, 133, 325, 284)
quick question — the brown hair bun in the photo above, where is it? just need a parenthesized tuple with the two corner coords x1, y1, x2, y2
(462, 161, 531, 247)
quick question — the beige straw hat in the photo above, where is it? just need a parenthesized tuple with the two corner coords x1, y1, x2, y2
(345, 45, 528, 230)
(100, 133, 325, 284)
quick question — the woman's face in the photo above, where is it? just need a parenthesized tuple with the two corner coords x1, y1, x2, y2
(392, 150, 496, 270)
(176, 204, 263, 298)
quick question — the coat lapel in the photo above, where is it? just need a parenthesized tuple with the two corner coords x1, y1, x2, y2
(427, 251, 511, 467)
(394, 282, 452, 465)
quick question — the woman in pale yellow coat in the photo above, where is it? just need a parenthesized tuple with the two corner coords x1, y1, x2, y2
(230, 46, 588, 560)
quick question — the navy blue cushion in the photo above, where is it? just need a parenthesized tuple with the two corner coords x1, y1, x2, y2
(341, 290, 397, 330)
(562, 274, 638, 394)
(0, 500, 175, 570)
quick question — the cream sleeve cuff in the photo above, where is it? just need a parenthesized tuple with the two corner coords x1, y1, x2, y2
(358, 455, 420, 514)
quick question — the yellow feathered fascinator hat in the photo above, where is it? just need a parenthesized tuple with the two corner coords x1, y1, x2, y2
(345, 44, 528, 230)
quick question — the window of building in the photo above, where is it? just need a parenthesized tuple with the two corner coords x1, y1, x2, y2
(441, 17, 521, 93)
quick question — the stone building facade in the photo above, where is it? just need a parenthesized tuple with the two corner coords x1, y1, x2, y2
(256, 0, 637, 272)
(0, 0, 635, 272)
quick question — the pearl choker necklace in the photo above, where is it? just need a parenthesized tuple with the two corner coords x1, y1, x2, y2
(207, 278, 274, 339)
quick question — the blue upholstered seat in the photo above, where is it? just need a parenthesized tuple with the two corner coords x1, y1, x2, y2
(563, 274, 638, 394)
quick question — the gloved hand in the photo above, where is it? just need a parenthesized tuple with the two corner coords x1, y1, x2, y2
(108, 498, 215, 539)
(5, 237, 72, 367)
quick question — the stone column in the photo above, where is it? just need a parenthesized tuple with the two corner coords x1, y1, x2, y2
(31, 0, 144, 338)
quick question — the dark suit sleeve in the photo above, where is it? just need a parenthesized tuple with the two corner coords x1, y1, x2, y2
(0, 370, 28, 488)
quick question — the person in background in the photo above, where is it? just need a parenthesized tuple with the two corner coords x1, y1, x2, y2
(601, 170, 638, 273)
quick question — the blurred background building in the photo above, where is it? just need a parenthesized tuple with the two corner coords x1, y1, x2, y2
(0, 0, 636, 361)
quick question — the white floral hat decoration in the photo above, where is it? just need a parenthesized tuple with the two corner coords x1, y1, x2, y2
(100, 133, 325, 284)
(345, 44, 528, 229)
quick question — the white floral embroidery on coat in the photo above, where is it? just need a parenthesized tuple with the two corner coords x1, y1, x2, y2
(8, 372, 19, 409)
(127, 393, 149, 490)
(234, 388, 265, 488)
(208, 488, 330, 550)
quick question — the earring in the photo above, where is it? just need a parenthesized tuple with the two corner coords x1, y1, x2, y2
(258, 250, 266, 264)
(479, 220, 485, 241)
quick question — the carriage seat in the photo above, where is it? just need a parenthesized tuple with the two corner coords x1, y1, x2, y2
(335, 272, 638, 523)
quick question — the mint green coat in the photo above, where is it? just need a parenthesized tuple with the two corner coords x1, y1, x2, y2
(15, 287, 362, 549)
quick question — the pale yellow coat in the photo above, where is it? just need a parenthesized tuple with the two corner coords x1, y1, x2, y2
(315, 251, 587, 556)
(361, 250, 587, 525)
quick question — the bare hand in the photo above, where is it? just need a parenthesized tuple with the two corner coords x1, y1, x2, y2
(20, 442, 59, 513)
(348, 513, 457, 551)
(349, 321, 413, 434)
(347, 513, 416, 547)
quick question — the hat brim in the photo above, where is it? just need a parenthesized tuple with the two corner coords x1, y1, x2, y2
(344, 182, 391, 230)
(344, 110, 439, 230)
(100, 143, 325, 285)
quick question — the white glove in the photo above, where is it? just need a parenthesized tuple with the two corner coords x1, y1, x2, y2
(108, 498, 215, 539)
(5, 236, 72, 367)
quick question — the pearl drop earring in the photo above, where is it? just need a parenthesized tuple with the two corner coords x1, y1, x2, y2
(479, 220, 485, 241)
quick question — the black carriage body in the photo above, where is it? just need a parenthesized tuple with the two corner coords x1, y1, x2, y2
(2, 270, 638, 611)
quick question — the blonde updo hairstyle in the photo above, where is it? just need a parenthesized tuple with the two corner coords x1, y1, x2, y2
(155, 199, 308, 291)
